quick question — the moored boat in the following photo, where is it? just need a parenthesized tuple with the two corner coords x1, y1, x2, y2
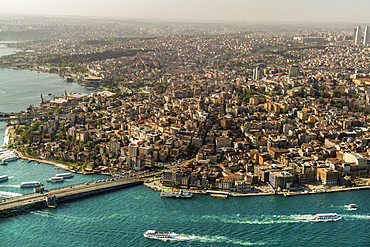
(160, 189, 193, 199)
(143, 230, 177, 240)
(55, 172, 74, 178)
(314, 213, 342, 222)
(20, 181, 43, 188)
(46, 177, 64, 183)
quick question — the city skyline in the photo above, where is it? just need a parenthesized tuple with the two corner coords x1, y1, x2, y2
(1, 0, 370, 23)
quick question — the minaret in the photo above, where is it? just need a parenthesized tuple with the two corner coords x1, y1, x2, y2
(41, 94, 44, 104)
(65, 90, 67, 100)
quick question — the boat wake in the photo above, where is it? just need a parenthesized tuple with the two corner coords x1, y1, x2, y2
(0, 184, 21, 188)
(0, 190, 22, 198)
(340, 214, 370, 220)
(201, 214, 315, 225)
(174, 234, 266, 246)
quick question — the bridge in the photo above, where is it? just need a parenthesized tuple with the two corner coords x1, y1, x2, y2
(0, 177, 147, 218)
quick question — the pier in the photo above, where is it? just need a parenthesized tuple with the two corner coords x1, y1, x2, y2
(0, 178, 144, 218)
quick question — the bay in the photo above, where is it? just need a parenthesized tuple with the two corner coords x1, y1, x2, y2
(0, 51, 369, 247)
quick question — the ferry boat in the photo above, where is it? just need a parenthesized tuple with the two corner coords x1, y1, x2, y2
(160, 189, 193, 199)
(55, 173, 74, 178)
(143, 230, 177, 240)
(46, 177, 64, 183)
(347, 204, 358, 211)
(7, 156, 20, 162)
(20, 181, 43, 188)
(0, 175, 8, 182)
(314, 213, 342, 222)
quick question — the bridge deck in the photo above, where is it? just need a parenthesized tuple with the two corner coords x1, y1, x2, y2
(0, 178, 145, 212)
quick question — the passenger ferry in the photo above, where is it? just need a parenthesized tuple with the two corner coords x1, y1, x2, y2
(55, 173, 74, 178)
(0, 175, 9, 182)
(20, 181, 43, 188)
(143, 230, 177, 240)
(347, 204, 358, 211)
(46, 177, 64, 183)
(160, 189, 193, 199)
(314, 213, 342, 222)
(0, 151, 20, 162)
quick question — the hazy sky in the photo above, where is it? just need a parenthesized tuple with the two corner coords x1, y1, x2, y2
(1, 0, 370, 23)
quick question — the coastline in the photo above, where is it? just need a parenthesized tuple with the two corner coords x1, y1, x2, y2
(143, 177, 370, 198)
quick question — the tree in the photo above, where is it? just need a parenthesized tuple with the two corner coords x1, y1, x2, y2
(86, 141, 95, 149)
(55, 108, 62, 114)
(318, 135, 325, 144)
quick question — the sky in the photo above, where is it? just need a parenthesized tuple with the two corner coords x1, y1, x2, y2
(1, 0, 370, 23)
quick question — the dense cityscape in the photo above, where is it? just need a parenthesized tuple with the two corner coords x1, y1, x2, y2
(2, 15, 370, 198)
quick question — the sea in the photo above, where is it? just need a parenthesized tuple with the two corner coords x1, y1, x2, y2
(1, 43, 370, 247)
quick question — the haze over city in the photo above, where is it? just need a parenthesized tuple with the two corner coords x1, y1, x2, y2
(1, 0, 370, 23)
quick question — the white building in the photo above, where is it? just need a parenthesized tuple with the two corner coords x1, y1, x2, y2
(364, 26, 369, 46)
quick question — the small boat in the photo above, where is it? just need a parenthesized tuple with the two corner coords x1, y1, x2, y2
(347, 204, 358, 211)
(314, 213, 342, 222)
(27, 160, 32, 163)
(143, 230, 177, 241)
(210, 193, 228, 198)
(0, 161, 8, 165)
(0, 175, 8, 182)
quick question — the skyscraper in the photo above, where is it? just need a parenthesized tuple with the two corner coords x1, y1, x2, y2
(253, 67, 262, 80)
(364, 26, 369, 46)
(354, 26, 361, 45)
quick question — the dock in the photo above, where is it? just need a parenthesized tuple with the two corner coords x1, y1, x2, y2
(0, 178, 144, 218)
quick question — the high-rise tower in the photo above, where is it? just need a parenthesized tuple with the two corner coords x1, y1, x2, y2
(364, 26, 369, 46)
(354, 26, 361, 45)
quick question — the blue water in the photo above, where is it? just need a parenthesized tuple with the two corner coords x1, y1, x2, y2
(1, 46, 370, 247)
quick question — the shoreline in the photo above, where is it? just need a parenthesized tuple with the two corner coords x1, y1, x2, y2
(143, 178, 370, 198)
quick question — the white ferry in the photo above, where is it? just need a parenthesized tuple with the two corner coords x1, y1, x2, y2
(143, 230, 177, 240)
(0, 175, 8, 182)
(46, 177, 64, 183)
(20, 181, 43, 188)
(55, 173, 74, 178)
(160, 189, 193, 199)
(347, 204, 358, 211)
(314, 213, 342, 222)
(2, 156, 20, 162)
(0, 151, 20, 162)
